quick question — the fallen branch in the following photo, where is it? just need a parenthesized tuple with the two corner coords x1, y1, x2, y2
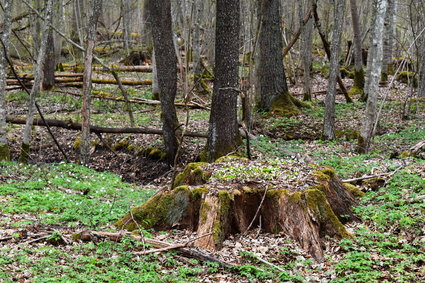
(77, 230, 233, 269)
(134, 232, 213, 255)
(54, 90, 208, 109)
(410, 140, 425, 155)
(342, 166, 403, 183)
(6, 115, 208, 138)
(93, 65, 152, 73)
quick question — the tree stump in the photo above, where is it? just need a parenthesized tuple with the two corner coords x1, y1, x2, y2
(116, 156, 361, 262)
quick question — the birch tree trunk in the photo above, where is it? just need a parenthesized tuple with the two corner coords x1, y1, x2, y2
(146, 0, 179, 162)
(323, 0, 346, 140)
(19, 0, 53, 163)
(358, 0, 388, 153)
(204, 0, 240, 162)
(0, 0, 13, 161)
(80, 0, 102, 166)
(349, 0, 365, 96)
(381, 0, 395, 82)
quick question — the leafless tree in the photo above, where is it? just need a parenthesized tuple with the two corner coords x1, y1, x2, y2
(0, 0, 13, 161)
(205, 0, 240, 161)
(80, 0, 103, 165)
(358, 0, 388, 153)
(323, 0, 346, 140)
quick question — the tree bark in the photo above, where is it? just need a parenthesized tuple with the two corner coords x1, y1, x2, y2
(300, 0, 314, 101)
(358, 0, 388, 153)
(146, 0, 179, 163)
(323, 0, 346, 140)
(420, 37, 425, 97)
(256, 0, 297, 114)
(205, 0, 241, 162)
(122, 0, 132, 52)
(80, 0, 102, 166)
(349, 0, 365, 96)
(312, 1, 352, 103)
(0, 0, 13, 161)
(19, 0, 53, 163)
(381, 0, 395, 82)
(41, 29, 55, 90)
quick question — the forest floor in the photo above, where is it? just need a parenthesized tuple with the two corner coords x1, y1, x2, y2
(1, 67, 424, 282)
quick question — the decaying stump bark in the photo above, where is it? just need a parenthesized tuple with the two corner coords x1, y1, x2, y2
(116, 157, 361, 262)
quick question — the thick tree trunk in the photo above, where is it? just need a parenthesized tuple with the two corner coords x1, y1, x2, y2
(257, 0, 298, 115)
(146, 0, 179, 162)
(80, 0, 102, 166)
(349, 0, 365, 96)
(0, 0, 13, 161)
(358, 0, 388, 153)
(323, 0, 346, 140)
(205, 0, 241, 162)
(19, 0, 53, 163)
(116, 159, 360, 262)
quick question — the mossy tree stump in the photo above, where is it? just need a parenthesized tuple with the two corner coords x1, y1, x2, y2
(116, 157, 361, 262)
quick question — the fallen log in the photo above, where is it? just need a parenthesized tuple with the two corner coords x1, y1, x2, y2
(55, 90, 208, 109)
(93, 65, 152, 73)
(6, 115, 208, 138)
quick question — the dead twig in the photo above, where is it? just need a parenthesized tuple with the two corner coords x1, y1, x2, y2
(134, 232, 213, 255)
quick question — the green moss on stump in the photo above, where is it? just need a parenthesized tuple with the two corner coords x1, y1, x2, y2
(115, 186, 191, 231)
(343, 183, 365, 198)
(270, 93, 301, 117)
(18, 143, 30, 164)
(314, 168, 336, 181)
(0, 145, 11, 161)
(304, 189, 351, 238)
(396, 71, 418, 87)
(173, 162, 210, 188)
(214, 190, 232, 246)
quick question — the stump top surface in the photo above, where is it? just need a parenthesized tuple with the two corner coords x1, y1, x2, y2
(199, 157, 331, 192)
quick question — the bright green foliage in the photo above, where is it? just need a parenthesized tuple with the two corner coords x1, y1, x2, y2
(0, 162, 155, 227)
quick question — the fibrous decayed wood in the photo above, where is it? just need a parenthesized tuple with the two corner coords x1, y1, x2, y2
(116, 157, 361, 262)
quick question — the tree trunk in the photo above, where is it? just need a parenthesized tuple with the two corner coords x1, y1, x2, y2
(122, 0, 132, 52)
(419, 38, 425, 97)
(381, 0, 395, 82)
(0, 0, 13, 161)
(151, 49, 160, 100)
(256, 0, 298, 115)
(204, 0, 241, 162)
(42, 29, 55, 90)
(19, 0, 53, 163)
(349, 0, 365, 96)
(300, 0, 314, 101)
(146, 0, 179, 163)
(358, 0, 388, 153)
(80, 0, 102, 166)
(193, 0, 205, 95)
(116, 159, 360, 262)
(323, 0, 346, 140)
